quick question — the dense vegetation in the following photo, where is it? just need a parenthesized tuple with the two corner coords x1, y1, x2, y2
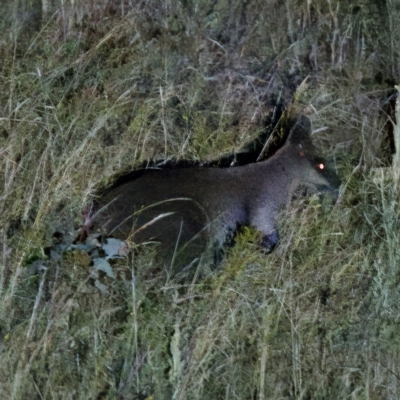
(0, 0, 400, 398)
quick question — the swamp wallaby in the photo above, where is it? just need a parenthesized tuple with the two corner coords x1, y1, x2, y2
(87, 116, 339, 273)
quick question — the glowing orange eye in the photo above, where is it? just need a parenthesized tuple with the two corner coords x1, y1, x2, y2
(318, 163, 324, 170)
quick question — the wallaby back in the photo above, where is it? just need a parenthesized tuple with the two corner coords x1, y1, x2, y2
(87, 116, 339, 274)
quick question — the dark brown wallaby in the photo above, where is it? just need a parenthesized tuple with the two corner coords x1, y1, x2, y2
(87, 116, 339, 274)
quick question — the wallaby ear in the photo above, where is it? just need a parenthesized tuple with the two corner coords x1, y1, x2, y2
(287, 115, 312, 146)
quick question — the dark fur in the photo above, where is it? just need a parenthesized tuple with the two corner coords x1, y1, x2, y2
(86, 116, 339, 274)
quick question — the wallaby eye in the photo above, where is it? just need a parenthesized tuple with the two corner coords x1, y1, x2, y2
(317, 163, 324, 170)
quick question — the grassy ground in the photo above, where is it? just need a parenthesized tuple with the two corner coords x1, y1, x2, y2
(0, 0, 400, 399)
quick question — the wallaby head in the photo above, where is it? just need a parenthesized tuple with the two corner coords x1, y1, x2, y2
(85, 115, 339, 277)
(277, 115, 339, 193)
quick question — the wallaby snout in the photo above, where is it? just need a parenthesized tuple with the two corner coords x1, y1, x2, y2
(87, 116, 339, 274)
